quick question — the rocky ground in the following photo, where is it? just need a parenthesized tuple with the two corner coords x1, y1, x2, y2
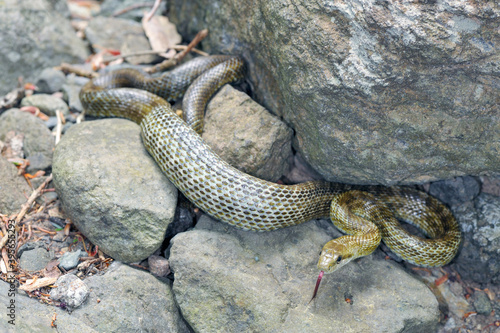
(0, 1, 498, 332)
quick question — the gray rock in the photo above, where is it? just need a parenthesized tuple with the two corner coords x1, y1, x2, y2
(18, 245, 52, 272)
(82, 262, 189, 332)
(0, 262, 188, 332)
(169, 215, 439, 332)
(0, 109, 55, 172)
(429, 176, 481, 206)
(58, 249, 82, 271)
(0, 156, 32, 215)
(480, 174, 500, 197)
(62, 73, 89, 113)
(453, 193, 500, 284)
(202, 85, 293, 182)
(53, 119, 177, 262)
(148, 255, 170, 277)
(35, 68, 67, 94)
(44, 116, 58, 129)
(20, 94, 69, 117)
(62, 122, 74, 134)
(0, 0, 88, 95)
(0, 281, 96, 333)
(169, 1, 500, 185)
(472, 290, 492, 316)
(49, 274, 89, 309)
(85, 16, 157, 65)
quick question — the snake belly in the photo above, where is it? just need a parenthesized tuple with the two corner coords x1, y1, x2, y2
(80, 55, 461, 268)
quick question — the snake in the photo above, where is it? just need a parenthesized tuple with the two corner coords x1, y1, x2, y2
(79, 55, 461, 298)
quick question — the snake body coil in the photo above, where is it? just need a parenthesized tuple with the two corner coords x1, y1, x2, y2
(80, 55, 461, 274)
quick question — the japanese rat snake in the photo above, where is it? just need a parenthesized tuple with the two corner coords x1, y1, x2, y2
(80, 55, 461, 287)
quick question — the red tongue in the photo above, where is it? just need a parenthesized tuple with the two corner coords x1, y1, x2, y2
(309, 270, 324, 303)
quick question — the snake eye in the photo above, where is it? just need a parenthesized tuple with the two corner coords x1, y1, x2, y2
(336, 256, 342, 264)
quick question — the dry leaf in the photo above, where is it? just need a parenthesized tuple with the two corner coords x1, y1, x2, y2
(19, 277, 58, 292)
(43, 260, 62, 279)
(142, 16, 181, 58)
(483, 288, 496, 301)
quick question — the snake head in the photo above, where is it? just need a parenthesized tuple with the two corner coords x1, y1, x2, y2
(317, 239, 353, 273)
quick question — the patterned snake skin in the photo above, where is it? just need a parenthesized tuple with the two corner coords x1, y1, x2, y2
(80, 55, 461, 274)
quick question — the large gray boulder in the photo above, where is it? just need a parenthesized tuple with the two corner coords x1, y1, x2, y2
(169, 0, 500, 185)
(0, 0, 89, 95)
(53, 119, 177, 263)
(169, 215, 439, 333)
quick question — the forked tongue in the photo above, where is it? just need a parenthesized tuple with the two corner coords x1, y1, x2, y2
(309, 270, 324, 303)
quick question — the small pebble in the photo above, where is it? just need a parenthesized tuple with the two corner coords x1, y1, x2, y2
(49, 274, 89, 309)
(59, 249, 82, 271)
(472, 290, 492, 315)
(148, 255, 170, 277)
(36, 68, 67, 93)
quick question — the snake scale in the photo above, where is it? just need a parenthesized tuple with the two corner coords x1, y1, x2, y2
(80, 55, 461, 289)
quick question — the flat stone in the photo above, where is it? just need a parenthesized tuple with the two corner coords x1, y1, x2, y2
(19, 245, 52, 272)
(21, 94, 69, 117)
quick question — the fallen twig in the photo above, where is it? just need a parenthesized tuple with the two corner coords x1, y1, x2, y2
(15, 174, 53, 226)
(112, 2, 154, 17)
(147, 29, 209, 74)
(172, 45, 209, 57)
(31, 226, 57, 235)
(0, 174, 53, 251)
(103, 45, 209, 63)
(57, 63, 98, 79)
(143, 0, 162, 22)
